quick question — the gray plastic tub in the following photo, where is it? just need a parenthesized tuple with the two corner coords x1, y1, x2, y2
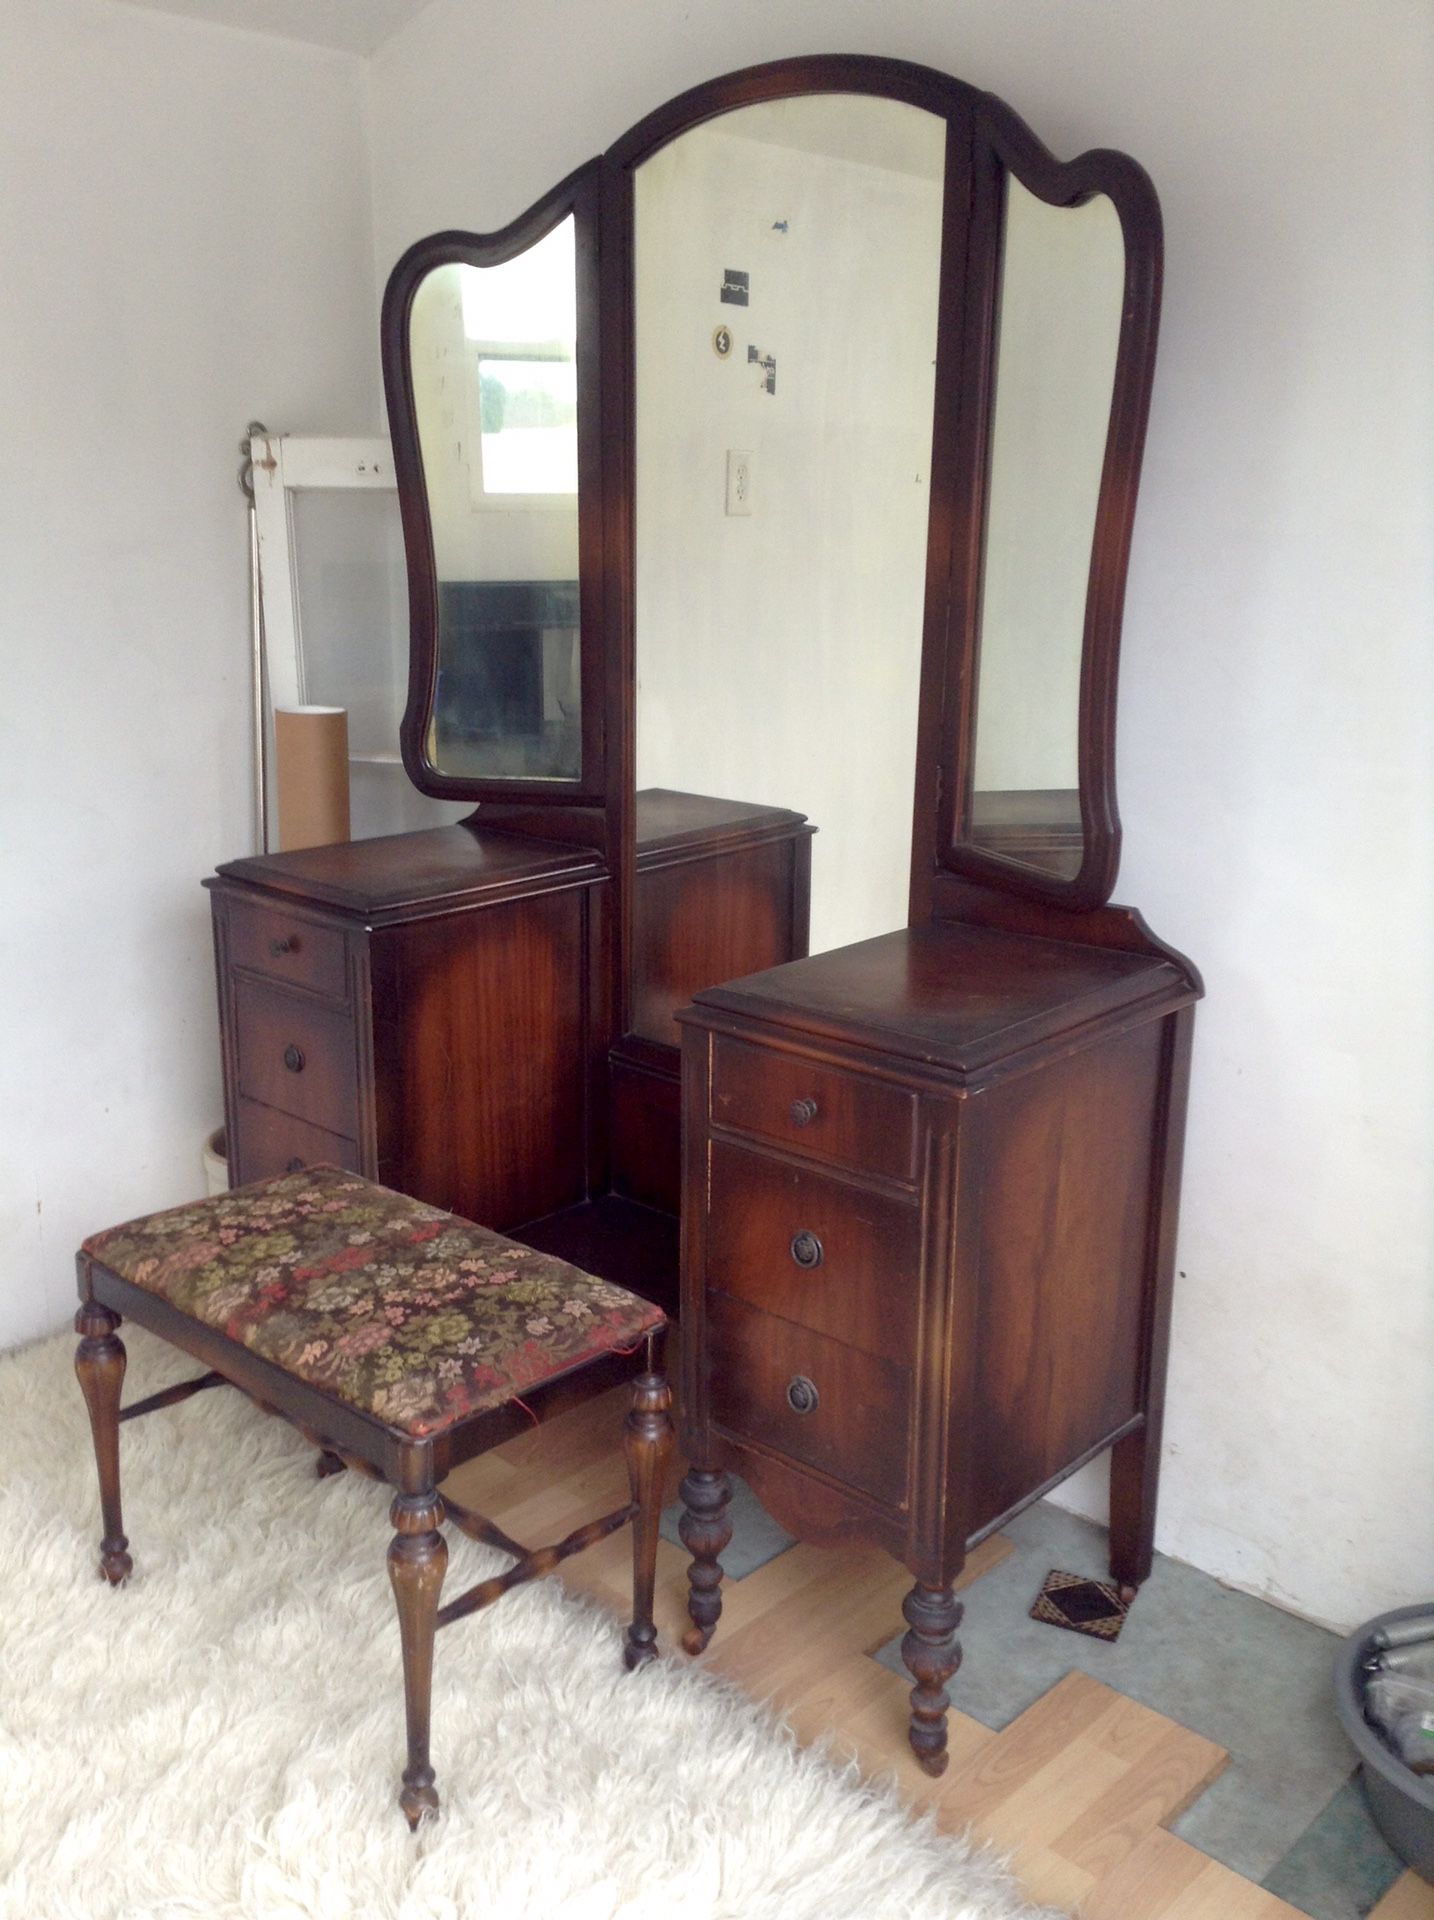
(1335, 1604, 1434, 1879)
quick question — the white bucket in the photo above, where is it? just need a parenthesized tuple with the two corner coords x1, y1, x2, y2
(202, 1128, 229, 1197)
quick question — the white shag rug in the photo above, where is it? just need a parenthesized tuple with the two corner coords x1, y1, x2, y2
(0, 1326, 1058, 1920)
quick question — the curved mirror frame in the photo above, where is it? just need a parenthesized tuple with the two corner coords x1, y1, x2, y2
(381, 57, 1162, 912)
(381, 164, 610, 805)
(936, 99, 1162, 908)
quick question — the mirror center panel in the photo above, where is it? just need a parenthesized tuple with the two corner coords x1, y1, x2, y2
(633, 94, 946, 956)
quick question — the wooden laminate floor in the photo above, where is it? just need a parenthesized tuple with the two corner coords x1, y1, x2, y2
(443, 1382, 1432, 1920)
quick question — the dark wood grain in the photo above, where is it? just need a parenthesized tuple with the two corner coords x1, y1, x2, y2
(707, 1294, 912, 1510)
(388, 1487, 447, 1828)
(623, 1359, 674, 1669)
(233, 979, 359, 1136)
(629, 828, 810, 1050)
(226, 897, 349, 999)
(692, 922, 1189, 1078)
(709, 1035, 918, 1185)
(213, 824, 604, 921)
(370, 887, 591, 1230)
(229, 1098, 360, 1186)
(73, 1301, 132, 1585)
(965, 1020, 1163, 1534)
(609, 1052, 681, 1213)
(705, 1142, 919, 1363)
(1109, 1004, 1196, 1596)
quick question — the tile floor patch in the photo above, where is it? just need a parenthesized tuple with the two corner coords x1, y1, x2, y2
(872, 1500, 1355, 1884)
(1261, 1776, 1404, 1920)
(659, 1473, 797, 1581)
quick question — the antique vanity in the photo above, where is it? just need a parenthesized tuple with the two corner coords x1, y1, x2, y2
(205, 55, 1200, 1777)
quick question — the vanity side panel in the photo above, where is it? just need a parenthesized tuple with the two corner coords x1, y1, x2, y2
(967, 1018, 1163, 1531)
(629, 836, 809, 1050)
(369, 886, 595, 1230)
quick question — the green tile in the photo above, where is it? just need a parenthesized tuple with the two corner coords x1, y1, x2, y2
(1261, 1776, 1404, 1919)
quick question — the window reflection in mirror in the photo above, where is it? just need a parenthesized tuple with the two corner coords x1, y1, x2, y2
(633, 95, 945, 969)
(408, 217, 581, 782)
(968, 178, 1124, 880)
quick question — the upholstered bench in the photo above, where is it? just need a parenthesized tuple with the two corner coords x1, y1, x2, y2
(74, 1166, 671, 1826)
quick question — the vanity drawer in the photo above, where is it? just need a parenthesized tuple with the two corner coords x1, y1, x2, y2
(705, 1141, 918, 1363)
(227, 898, 349, 1002)
(234, 978, 360, 1136)
(231, 1098, 360, 1185)
(709, 1036, 917, 1184)
(707, 1295, 910, 1510)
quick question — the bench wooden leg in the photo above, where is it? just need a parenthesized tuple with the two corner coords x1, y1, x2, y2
(387, 1489, 447, 1828)
(623, 1362, 674, 1671)
(74, 1303, 133, 1586)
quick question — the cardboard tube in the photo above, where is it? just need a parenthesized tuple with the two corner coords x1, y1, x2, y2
(274, 706, 350, 851)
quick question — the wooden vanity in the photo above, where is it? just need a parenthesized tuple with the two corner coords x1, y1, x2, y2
(208, 53, 1201, 1780)
(207, 790, 811, 1304)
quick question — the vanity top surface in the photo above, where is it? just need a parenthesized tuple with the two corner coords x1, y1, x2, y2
(635, 790, 811, 855)
(210, 824, 604, 918)
(686, 921, 1191, 1073)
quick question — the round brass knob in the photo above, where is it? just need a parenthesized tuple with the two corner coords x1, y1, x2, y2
(283, 1044, 304, 1073)
(790, 1230, 823, 1270)
(789, 1097, 819, 1127)
(786, 1375, 819, 1416)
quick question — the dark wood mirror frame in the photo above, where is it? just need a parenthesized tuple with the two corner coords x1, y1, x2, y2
(380, 162, 614, 811)
(381, 53, 1164, 923)
(936, 102, 1163, 911)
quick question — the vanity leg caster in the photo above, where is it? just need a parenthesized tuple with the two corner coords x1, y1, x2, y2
(902, 1581, 963, 1776)
(678, 1467, 732, 1656)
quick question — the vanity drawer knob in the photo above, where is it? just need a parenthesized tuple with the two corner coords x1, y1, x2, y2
(790, 1230, 823, 1270)
(269, 935, 299, 957)
(283, 1044, 305, 1073)
(789, 1097, 819, 1127)
(285, 1157, 304, 1173)
(786, 1374, 819, 1416)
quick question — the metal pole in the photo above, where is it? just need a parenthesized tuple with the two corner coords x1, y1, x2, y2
(239, 423, 270, 854)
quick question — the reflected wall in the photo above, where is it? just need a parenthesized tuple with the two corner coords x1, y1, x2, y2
(633, 96, 945, 953)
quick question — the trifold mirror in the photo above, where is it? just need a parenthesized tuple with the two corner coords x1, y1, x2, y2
(382, 55, 1161, 917)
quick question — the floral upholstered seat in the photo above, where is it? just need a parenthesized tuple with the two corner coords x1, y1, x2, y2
(82, 1167, 664, 1437)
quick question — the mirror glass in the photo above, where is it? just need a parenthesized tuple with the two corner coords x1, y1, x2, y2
(408, 217, 581, 781)
(291, 487, 469, 839)
(967, 177, 1124, 879)
(633, 95, 945, 963)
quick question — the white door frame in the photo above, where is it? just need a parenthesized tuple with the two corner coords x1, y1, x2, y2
(249, 432, 396, 712)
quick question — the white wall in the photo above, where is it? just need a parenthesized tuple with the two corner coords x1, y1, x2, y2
(0, 0, 379, 1347)
(368, 0, 1434, 1633)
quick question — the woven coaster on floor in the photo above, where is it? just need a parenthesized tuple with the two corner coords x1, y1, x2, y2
(1030, 1569, 1130, 1642)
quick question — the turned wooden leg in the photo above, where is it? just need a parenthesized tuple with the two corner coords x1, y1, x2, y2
(902, 1581, 963, 1777)
(387, 1489, 447, 1829)
(623, 1356, 675, 1671)
(678, 1467, 732, 1656)
(315, 1449, 347, 1480)
(1109, 1421, 1160, 1605)
(74, 1303, 133, 1586)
